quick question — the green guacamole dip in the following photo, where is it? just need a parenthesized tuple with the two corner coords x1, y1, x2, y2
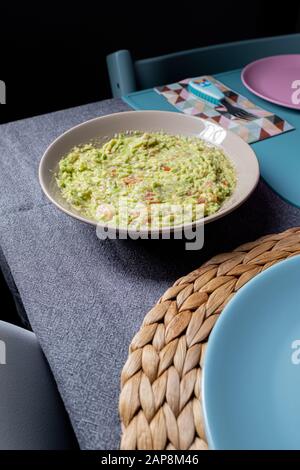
(56, 132, 236, 228)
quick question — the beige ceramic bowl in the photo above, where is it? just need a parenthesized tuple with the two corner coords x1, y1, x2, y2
(39, 110, 259, 236)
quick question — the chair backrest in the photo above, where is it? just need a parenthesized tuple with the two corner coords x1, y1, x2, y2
(107, 33, 300, 98)
(0, 321, 78, 449)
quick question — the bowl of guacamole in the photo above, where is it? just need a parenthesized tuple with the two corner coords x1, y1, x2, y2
(39, 111, 259, 235)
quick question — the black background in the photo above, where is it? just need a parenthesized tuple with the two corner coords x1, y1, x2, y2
(1, 2, 300, 125)
(0, 2, 300, 325)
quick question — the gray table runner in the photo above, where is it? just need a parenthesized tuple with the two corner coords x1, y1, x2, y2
(1, 99, 300, 449)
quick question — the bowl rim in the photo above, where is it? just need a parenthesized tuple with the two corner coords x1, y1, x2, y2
(39, 110, 260, 235)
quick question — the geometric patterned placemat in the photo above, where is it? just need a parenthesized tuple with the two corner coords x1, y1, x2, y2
(119, 227, 300, 449)
(155, 76, 294, 144)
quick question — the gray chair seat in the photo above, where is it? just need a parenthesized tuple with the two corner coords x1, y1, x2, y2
(0, 320, 77, 449)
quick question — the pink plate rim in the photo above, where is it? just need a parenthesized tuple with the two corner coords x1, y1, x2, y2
(241, 55, 300, 110)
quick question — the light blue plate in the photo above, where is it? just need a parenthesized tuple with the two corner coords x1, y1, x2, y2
(203, 255, 300, 450)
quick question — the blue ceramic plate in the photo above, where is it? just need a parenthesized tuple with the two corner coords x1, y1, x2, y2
(203, 255, 300, 450)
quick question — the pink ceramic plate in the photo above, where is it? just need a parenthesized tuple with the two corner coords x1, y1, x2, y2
(242, 55, 300, 110)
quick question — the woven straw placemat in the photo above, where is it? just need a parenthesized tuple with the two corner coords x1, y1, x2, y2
(119, 227, 300, 450)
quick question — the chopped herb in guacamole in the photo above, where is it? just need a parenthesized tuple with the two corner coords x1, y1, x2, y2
(56, 131, 236, 228)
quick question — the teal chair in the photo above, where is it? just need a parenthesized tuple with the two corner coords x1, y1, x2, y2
(107, 33, 300, 98)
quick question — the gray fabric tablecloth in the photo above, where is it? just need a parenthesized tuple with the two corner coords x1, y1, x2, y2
(1, 99, 300, 449)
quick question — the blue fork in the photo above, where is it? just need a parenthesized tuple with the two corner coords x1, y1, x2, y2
(188, 79, 257, 121)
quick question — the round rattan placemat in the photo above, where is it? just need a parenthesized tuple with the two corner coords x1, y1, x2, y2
(119, 227, 300, 450)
